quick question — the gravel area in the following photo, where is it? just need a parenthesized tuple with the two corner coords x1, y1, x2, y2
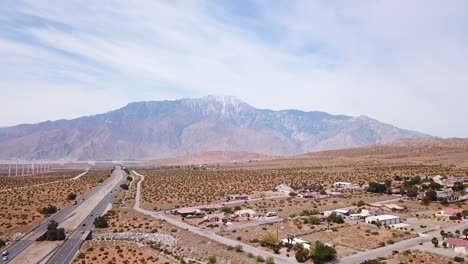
(93, 232, 177, 246)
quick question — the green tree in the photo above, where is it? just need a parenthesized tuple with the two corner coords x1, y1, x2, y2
(429, 182, 442, 190)
(120, 183, 129, 190)
(0, 239, 5, 248)
(295, 248, 309, 263)
(309, 241, 336, 264)
(265, 256, 275, 264)
(463, 228, 468, 239)
(421, 196, 430, 205)
(425, 190, 437, 201)
(93, 216, 109, 228)
(36, 220, 66, 241)
(67, 192, 77, 200)
(431, 237, 439, 247)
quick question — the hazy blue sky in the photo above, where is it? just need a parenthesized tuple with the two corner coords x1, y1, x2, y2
(1, 1, 467, 137)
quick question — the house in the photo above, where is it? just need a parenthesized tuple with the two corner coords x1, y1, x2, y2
(383, 204, 405, 212)
(274, 184, 294, 193)
(298, 192, 318, 199)
(229, 194, 249, 200)
(444, 177, 465, 187)
(436, 190, 453, 200)
(361, 206, 384, 216)
(333, 182, 354, 188)
(439, 208, 463, 216)
(391, 180, 405, 187)
(204, 213, 229, 223)
(177, 207, 202, 217)
(446, 238, 468, 255)
(432, 175, 444, 184)
(324, 208, 352, 217)
(233, 209, 257, 219)
(365, 215, 401, 225)
(282, 238, 311, 249)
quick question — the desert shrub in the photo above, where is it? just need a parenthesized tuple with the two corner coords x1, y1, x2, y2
(207, 255, 217, 264)
(260, 233, 279, 248)
(39, 205, 57, 214)
(67, 192, 77, 200)
(233, 244, 243, 252)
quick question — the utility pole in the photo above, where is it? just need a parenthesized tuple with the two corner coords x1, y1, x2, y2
(15, 159, 18, 176)
(8, 160, 11, 177)
(21, 159, 24, 176)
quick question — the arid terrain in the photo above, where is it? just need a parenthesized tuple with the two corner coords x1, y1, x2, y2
(0, 170, 109, 240)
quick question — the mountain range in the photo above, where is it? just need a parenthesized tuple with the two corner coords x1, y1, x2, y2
(0, 95, 430, 160)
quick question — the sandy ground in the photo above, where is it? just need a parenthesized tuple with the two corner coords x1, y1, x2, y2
(10, 241, 62, 264)
(60, 170, 122, 231)
(72, 240, 173, 264)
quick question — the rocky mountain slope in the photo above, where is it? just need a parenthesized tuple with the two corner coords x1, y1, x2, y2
(0, 95, 430, 160)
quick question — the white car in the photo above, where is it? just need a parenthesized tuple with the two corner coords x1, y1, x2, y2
(1, 251, 7, 257)
(2, 256, 8, 261)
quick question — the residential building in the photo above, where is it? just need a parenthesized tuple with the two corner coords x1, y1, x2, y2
(446, 238, 468, 254)
(439, 208, 463, 216)
(365, 215, 401, 225)
(333, 182, 354, 188)
(281, 238, 311, 250)
(228, 194, 249, 200)
(233, 209, 257, 219)
(176, 207, 202, 217)
(391, 180, 405, 187)
(204, 213, 229, 223)
(444, 177, 465, 187)
(383, 204, 405, 212)
(274, 184, 294, 193)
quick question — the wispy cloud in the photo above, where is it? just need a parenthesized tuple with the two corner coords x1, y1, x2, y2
(1, 0, 467, 137)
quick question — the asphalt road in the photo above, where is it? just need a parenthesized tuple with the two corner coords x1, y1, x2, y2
(46, 167, 127, 264)
(0, 168, 123, 263)
(132, 171, 295, 264)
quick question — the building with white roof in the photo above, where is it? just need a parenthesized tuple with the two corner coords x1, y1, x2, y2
(365, 215, 401, 225)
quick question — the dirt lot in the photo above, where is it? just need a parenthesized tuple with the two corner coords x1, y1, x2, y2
(390, 249, 458, 264)
(240, 191, 395, 218)
(219, 222, 416, 258)
(139, 162, 465, 211)
(0, 170, 109, 239)
(0, 171, 80, 190)
(387, 200, 468, 229)
(72, 240, 172, 264)
(93, 173, 256, 264)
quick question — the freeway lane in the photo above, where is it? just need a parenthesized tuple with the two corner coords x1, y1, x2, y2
(0, 169, 120, 263)
(46, 167, 127, 264)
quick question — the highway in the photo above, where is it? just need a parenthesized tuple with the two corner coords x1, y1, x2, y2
(46, 167, 127, 264)
(0, 168, 124, 264)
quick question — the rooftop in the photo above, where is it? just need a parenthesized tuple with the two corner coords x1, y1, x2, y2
(366, 215, 400, 221)
(446, 238, 468, 247)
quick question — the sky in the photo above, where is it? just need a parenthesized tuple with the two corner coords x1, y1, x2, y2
(1, 0, 467, 137)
